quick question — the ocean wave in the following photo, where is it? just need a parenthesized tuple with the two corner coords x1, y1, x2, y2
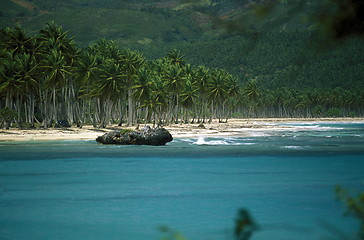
(276, 122, 347, 129)
(281, 145, 305, 150)
(177, 138, 194, 143)
(192, 137, 252, 146)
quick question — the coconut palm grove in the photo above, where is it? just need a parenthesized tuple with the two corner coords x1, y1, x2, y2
(1, 0, 364, 129)
(1, 22, 363, 129)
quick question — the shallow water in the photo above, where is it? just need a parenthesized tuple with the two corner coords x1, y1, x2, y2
(0, 122, 363, 240)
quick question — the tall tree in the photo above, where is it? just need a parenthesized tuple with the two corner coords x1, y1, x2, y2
(244, 78, 260, 121)
(96, 61, 126, 128)
(75, 52, 99, 125)
(14, 53, 39, 126)
(194, 65, 210, 122)
(207, 69, 229, 122)
(163, 64, 186, 123)
(0, 27, 34, 56)
(133, 68, 157, 125)
(180, 77, 198, 123)
(118, 49, 146, 126)
(40, 49, 70, 127)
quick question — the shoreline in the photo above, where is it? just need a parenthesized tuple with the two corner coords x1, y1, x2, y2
(0, 118, 363, 142)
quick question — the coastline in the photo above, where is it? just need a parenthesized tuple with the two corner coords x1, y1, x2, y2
(0, 118, 363, 142)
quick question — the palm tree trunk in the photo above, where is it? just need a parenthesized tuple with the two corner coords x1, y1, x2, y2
(128, 89, 134, 126)
(209, 101, 213, 123)
(144, 106, 149, 126)
(5, 91, 13, 109)
(52, 87, 57, 126)
(175, 95, 179, 124)
(29, 94, 35, 127)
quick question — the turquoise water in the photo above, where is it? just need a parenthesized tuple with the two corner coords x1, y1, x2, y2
(0, 122, 363, 240)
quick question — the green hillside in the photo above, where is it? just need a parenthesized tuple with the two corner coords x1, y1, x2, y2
(1, 0, 364, 91)
(1, 0, 199, 47)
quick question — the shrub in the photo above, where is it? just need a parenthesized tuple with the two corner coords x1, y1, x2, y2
(120, 128, 133, 134)
(326, 108, 342, 117)
(0, 108, 17, 129)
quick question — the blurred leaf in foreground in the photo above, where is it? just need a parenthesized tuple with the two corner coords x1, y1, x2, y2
(336, 184, 364, 240)
(234, 208, 259, 240)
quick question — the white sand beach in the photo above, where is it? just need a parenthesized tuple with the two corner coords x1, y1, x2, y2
(0, 118, 363, 141)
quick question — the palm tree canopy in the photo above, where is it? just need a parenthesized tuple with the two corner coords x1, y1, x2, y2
(1, 27, 38, 58)
(163, 65, 186, 96)
(181, 79, 198, 109)
(132, 68, 156, 104)
(97, 61, 126, 100)
(244, 79, 260, 100)
(166, 49, 185, 67)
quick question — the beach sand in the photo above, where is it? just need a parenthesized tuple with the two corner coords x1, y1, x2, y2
(0, 118, 363, 141)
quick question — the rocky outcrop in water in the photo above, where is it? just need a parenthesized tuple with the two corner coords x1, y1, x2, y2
(96, 126, 173, 145)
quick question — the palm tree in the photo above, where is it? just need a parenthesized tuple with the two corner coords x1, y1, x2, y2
(207, 69, 229, 123)
(0, 51, 39, 127)
(194, 66, 210, 123)
(39, 21, 73, 55)
(150, 74, 168, 126)
(74, 52, 99, 125)
(37, 22, 79, 127)
(14, 53, 39, 127)
(0, 51, 23, 125)
(163, 64, 186, 124)
(40, 49, 71, 127)
(87, 39, 119, 60)
(244, 78, 260, 122)
(95, 61, 126, 128)
(166, 49, 185, 67)
(180, 78, 198, 123)
(133, 67, 157, 124)
(225, 76, 241, 122)
(1, 27, 34, 56)
(62, 42, 81, 126)
(118, 49, 146, 126)
(0, 51, 19, 110)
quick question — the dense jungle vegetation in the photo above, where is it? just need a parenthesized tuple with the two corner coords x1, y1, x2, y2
(0, 0, 364, 128)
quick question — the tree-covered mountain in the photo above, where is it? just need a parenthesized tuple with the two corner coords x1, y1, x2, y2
(1, 0, 363, 127)
(0, 0, 326, 50)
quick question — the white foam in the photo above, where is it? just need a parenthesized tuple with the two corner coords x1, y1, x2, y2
(194, 136, 207, 145)
(179, 138, 194, 143)
(281, 145, 304, 150)
(193, 137, 229, 145)
(278, 123, 344, 131)
(192, 137, 247, 146)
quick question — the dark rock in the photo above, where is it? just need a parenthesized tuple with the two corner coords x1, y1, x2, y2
(96, 126, 173, 146)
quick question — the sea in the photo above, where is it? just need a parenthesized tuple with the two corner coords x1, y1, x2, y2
(0, 122, 363, 240)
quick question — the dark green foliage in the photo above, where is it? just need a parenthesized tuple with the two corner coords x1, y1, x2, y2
(336, 185, 364, 239)
(326, 108, 342, 117)
(119, 128, 133, 134)
(1, 0, 364, 93)
(315, 0, 364, 40)
(158, 225, 187, 240)
(235, 208, 259, 240)
(1, 20, 363, 129)
(0, 107, 17, 129)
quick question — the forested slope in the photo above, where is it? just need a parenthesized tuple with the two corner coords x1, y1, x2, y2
(2, 0, 363, 90)
(0, 0, 363, 127)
